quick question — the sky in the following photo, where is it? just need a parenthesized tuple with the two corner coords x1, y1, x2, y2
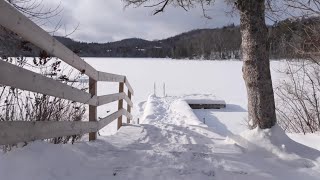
(38, 0, 239, 43)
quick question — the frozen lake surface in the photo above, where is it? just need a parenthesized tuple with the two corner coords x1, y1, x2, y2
(84, 58, 286, 135)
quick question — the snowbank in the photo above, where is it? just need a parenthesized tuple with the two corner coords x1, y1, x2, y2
(288, 133, 320, 151)
(239, 125, 320, 166)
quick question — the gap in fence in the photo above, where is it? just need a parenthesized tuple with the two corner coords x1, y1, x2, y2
(97, 101, 119, 136)
(97, 81, 119, 96)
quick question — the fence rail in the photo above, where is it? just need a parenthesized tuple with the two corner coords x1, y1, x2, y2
(0, 0, 134, 145)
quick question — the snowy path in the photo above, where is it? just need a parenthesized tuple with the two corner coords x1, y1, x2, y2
(1, 95, 320, 180)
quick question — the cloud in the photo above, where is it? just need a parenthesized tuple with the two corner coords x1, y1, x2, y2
(41, 0, 239, 43)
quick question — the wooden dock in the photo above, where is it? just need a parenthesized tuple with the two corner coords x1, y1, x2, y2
(186, 99, 226, 109)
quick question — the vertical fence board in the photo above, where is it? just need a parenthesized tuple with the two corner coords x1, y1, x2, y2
(127, 91, 132, 123)
(117, 82, 124, 129)
(89, 78, 97, 141)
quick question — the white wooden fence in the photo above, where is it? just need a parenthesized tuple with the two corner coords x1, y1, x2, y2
(0, 0, 134, 145)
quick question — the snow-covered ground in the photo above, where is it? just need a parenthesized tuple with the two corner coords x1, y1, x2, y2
(1, 58, 320, 180)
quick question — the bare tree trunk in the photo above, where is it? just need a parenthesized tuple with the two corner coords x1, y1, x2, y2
(237, 0, 276, 129)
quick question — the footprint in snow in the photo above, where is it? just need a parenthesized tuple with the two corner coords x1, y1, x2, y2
(112, 167, 128, 176)
(284, 158, 315, 168)
(192, 152, 210, 159)
(201, 170, 215, 177)
(231, 170, 248, 175)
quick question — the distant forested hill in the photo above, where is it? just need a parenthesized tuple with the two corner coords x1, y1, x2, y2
(1, 17, 320, 60)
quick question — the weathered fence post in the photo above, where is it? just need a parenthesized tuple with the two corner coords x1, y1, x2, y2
(127, 90, 132, 124)
(89, 78, 97, 141)
(117, 82, 124, 129)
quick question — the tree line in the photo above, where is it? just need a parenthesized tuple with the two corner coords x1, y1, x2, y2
(1, 17, 320, 60)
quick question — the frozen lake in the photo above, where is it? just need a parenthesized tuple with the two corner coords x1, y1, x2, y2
(84, 58, 286, 135)
(85, 58, 285, 107)
(85, 58, 246, 104)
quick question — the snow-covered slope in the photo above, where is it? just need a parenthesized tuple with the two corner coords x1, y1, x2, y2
(1, 95, 320, 180)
